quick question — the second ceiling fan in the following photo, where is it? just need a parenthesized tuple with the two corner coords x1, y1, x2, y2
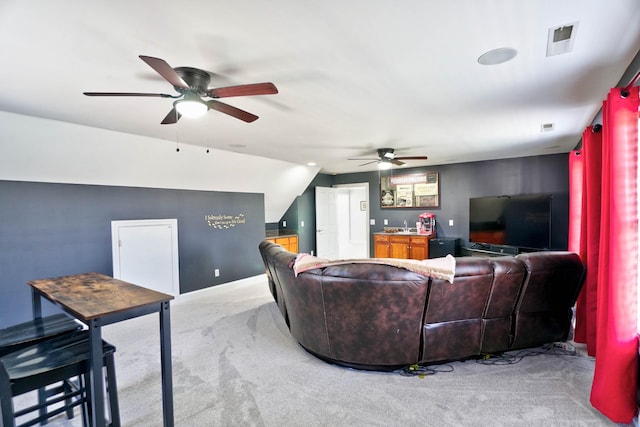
(349, 148, 428, 168)
(84, 55, 278, 124)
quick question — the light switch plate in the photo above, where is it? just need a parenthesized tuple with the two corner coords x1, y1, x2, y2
(449, 219, 454, 226)
(300, 221, 304, 227)
(370, 219, 375, 225)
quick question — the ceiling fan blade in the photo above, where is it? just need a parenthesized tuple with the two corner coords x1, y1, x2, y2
(207, 82, 278, 98)
(348, 157, 378, 161)
(83, 92, 176, 98)
(139, 55, 189, 89)
(160, 107, 181, 125)
(396, 156, 429, 160)
(206, 100, 258, 123)
(358, 160, 379, 167)
(391, 159, 405, 166)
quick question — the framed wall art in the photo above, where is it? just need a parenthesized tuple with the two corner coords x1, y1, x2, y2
(380, 172, 439, 208)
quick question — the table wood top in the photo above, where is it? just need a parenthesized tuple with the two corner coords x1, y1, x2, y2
(27, 272, 174, 321)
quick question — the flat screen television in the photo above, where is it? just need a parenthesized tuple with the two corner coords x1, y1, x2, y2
(469, 194, 552, 250)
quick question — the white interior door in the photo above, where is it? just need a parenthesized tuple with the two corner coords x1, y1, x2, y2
(111, 219, 180, 295)
(315, 187, 339, 259)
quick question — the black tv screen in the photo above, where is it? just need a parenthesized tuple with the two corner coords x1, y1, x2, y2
(469, 194, 552, 250)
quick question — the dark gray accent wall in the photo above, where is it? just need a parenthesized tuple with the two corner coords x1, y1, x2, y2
(281, 173, 333, 254)
(283, 153, 570, 256)
(0, 180, 265, 328)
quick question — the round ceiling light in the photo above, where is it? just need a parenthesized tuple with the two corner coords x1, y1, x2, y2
(378, 161, 393, 170)
(175, 99, 208, 118)
(477, 47, 518, 65)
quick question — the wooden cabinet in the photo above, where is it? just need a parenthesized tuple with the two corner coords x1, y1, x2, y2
(266, 235, 298, 253)
(408, 235, 430, 260)
(389, 235, 410, 258)
(374, 234, 431, 260)
(373, 234, 391, 258)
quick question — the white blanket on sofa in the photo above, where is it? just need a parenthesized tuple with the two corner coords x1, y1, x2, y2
(292, 253, 456, 283)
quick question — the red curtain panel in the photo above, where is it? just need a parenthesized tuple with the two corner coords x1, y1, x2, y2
(569, 86, 639, 423)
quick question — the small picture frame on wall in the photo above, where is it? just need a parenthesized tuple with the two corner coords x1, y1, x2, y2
(381, 190, 395, 207)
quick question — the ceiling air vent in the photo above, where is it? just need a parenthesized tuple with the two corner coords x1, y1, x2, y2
(546, 22, 578, 57)
(541, 123, 554, 132)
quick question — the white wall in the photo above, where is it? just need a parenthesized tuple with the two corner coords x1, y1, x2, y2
(0, 111, 319, 222)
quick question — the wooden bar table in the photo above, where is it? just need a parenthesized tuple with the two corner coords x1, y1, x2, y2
(27, 272, 175, 427)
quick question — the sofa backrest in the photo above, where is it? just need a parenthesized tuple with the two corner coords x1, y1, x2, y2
(481, 257, 527, 353)
(511, 251, 585, 349)
(258, 240, 284, 301)
(318, 263, 430, 367)
(420, 257, 494, 363)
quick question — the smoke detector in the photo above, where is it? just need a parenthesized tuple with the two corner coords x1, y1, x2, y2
(547, 22, 579, 56)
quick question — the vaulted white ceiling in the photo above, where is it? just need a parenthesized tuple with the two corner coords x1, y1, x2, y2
(1, 1, 639, 175)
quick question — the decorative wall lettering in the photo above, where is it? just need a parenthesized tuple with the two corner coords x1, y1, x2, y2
(205, 213, 246, 229)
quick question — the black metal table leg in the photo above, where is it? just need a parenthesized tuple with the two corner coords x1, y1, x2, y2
(88, 319, 106, 427)
(159, 301, 174, 427)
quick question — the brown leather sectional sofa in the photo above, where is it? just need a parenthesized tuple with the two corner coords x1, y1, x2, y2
(258, 240, 586, 371)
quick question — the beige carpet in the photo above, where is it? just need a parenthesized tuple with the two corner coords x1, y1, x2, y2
(15, 275, 617, 426)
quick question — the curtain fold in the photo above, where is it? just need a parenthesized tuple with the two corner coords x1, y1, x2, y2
(570, 86, 639, 423)
(572, 126, 603, 355)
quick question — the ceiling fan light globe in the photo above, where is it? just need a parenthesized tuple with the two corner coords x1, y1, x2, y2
(378, 161, 393, 170)
(175, 99, 208, 118)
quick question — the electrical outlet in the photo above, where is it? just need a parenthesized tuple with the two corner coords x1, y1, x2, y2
(214, 269, 220, 277)
(282, 220, 287, 228)
(300, 221, 304, 227)
(384, 219, 388, 225)
(310, 250, 314, 256)
(449, 219, 454, 226)
(370, 219, 375, 225)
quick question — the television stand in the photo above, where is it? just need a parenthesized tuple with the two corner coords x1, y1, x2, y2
(464, 244, 519, 257)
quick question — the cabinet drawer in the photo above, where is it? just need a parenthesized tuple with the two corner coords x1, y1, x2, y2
(389, 235, 410, 244)
(409, 236, 429, 245)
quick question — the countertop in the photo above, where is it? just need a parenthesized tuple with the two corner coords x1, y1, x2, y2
(265, 230, 298, 238)
(374, 228, 434, 236)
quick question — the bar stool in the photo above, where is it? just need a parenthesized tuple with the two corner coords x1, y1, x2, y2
(1, 313, 84, 423)
(0, 330, 120, 427)
(0, 313, 82, 357)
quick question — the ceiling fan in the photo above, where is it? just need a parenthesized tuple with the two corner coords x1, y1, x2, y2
(83, 55, 278, 124)
(349, 148, 428, 168)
